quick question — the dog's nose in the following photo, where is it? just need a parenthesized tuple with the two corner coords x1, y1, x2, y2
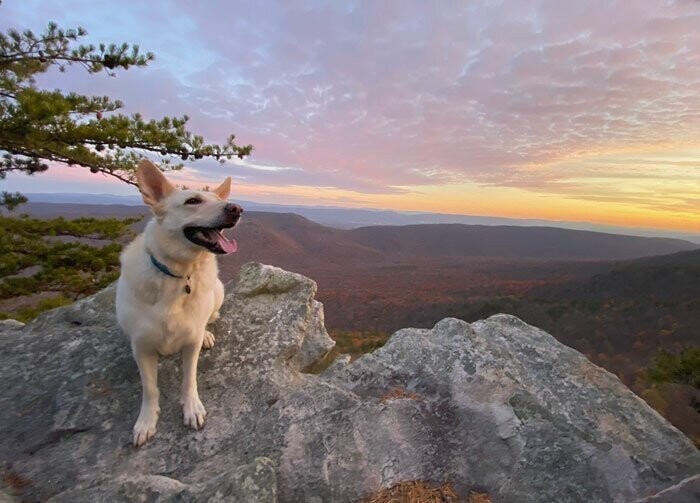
(225, 203, 243, 216)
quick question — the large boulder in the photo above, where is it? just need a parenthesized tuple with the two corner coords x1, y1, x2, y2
(0, 263, 698, 502)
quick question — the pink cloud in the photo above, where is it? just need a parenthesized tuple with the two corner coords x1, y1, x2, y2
(2, 0, 700, 216)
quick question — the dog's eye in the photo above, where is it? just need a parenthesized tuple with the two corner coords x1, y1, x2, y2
(184, 197, 202, 205)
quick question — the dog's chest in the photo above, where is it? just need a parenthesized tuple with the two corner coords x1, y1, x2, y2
(152, 277, 216, 355)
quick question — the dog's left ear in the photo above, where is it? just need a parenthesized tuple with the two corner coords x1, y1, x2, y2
(212, 177, 231, 200)
(136, 160, 175, 207)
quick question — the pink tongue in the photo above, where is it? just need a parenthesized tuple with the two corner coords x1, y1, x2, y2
(215, 231, 238, 254)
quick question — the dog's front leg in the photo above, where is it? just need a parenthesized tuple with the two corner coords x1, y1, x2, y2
(202, 279, 225, 350)
(181, 341, 206, 429)
(132, 347, 160, 447)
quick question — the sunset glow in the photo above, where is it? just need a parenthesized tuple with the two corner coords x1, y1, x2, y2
(2, 0, 699, 233)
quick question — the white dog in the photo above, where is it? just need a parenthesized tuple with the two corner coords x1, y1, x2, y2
(116, 160, 242, 447)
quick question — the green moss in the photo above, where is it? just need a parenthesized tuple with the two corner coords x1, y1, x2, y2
(648, 348, 700, 389)
(0, 214, 138, 321)
(0, 295, 73, 323)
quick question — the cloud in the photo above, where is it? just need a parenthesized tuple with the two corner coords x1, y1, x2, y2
(2, 0, 700, 225)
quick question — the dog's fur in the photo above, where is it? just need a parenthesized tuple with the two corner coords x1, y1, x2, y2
(116, 160, 242, 447)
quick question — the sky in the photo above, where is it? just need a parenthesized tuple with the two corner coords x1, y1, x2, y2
(2, 0, 700, 233)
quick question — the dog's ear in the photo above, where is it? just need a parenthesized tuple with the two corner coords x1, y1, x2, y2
(136, 160, 175, 206)
(212, 177, 231, 200)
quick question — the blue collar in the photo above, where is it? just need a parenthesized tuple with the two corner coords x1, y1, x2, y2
(149, 254, 182, 279)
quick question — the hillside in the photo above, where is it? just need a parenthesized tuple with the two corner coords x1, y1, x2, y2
(534, 248, 700, 302)
(480, 249, 700, 378)
(312, 249, 700, 373)
(224, 212, 383, 266)
(347, 223, 698, 260)
(217, 214, 698, 272)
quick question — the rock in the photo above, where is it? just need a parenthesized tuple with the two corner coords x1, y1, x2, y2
(213, 262, 335, 371)
(321, 353, 352, 377)
(632, 474, 700, 503)
(0, 319, 24, 329)
(46, 457, 276, 503)
(0, 262, 698, 503)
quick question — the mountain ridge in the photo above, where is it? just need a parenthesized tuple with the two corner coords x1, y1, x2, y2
(346, 222, 698, 260)
(20, 194, 700, 243)
(13, 202, 699, 261)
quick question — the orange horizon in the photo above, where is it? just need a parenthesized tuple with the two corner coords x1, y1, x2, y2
(11, 154, 700, 236)
(172, 174, 700, 234)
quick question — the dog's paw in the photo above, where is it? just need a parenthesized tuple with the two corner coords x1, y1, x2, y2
(182, 395, 206, 430)
(202, 330, 215, 350)
(133, 408, 160, 447)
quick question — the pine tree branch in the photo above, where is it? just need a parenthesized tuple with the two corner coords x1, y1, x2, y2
(0, 20, 252, 189)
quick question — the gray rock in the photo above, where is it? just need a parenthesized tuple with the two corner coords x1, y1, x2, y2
(632, 474, 700, 503)
(0, 262, 698, 503)
(47, 457, 276, 503)
(321, 353, 352, 377)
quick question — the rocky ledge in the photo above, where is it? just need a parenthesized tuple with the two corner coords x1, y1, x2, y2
(0, 263, 698, 502)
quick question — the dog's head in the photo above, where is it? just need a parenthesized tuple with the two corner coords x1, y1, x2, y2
(136, 160, 242, 255)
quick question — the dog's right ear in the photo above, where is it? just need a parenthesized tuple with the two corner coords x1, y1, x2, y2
(136, 160, 175, 207)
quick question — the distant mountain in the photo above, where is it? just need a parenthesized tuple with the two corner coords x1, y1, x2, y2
(22, 193, 700, 243)
(535, 248, 700, 302)
(16, 202, 148, 220)
(347, 224, 698, 260)
(24, 193, 144, 205)
(14, 202, 698, 262)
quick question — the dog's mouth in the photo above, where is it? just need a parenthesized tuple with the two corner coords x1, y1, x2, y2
(183, 222, 238, 255)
